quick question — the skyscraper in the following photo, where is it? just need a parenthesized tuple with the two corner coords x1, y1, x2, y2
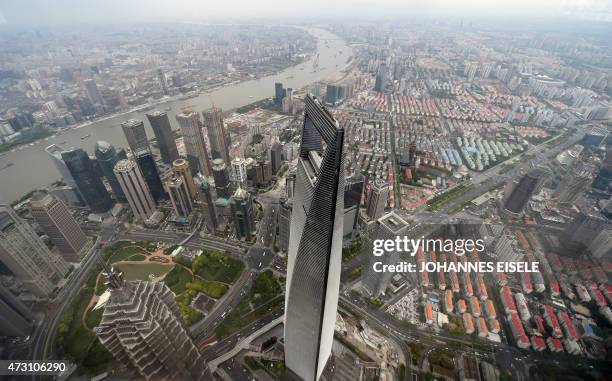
(203, 107, 231, 165)
(361, 211, 410, 297)
(146, 111, 179, 164)
(135, 150, 166, 203)
(30, 193, 90, 262)
(284, 95, 345, 381)
(121, 119, 149, 153)
(176, 111, 211, 176)
(114, 159, 157, 222)
(83, 78, 104, 106)
(172, 158, 197, 200)
(231, 157, 248, 187)
(96, 270, 209, 381)
(374, 63, 387, 92)
(165, 175, 193, 220)
(45, 144, 78, 190)
(343, 174, 364, 241)
(0, 284, 34, 337)
(157, 68, 169, 95)
(504, 170, 541, 216)
(366, 179, 389, 221)
(212, 158, 232, 199)
(61, 148, 114, 214)
(229, 187, 254, 241)
(0, 205, 70, 298)
(195, 175, 218, 231)
(277, 196, 292, 253)
(94, 141, 126, 201)
(275, 82, 284, 106)
(270, 142, 283, 175)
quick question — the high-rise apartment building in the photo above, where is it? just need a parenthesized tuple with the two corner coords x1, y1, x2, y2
(284, 95, 345, 381)
(212, 158, 232, 199)
(277, 196, 292, 253)
(121, 119, 149, 153)
(157, 68, 169, 95)
(61, 148, 114, 213)
(231, 157, 248, 187)
(0, 205, 69, 298)
(114, 159, 157, 222)
(165, 175, 193, 220)
(96, 271, 209, 381)
(146, 111, 179, 164)
(83, 78, 104, 106)
(172, 158, 197, 199)
(30, 193, 90, 262)
(270, 142, 283, 175)
(203, 107, 231, 165)
(94, 141, 126, 201)
(0, 284, 34, 337)
(135, 150, 166, 203)
(229, 187, 254, 241)
(366, 179, 389, 221)
(361, 212, 410, 297)
(176, 111, 211, 176)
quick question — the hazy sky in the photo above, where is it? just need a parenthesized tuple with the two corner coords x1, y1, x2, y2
(1, 0, 611, 25)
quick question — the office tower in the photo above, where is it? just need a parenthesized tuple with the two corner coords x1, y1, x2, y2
(83, 78, 103, 106)
(286, 169, 296, 199)
(45, 144, 78, 190)
(275, 82, 284, 106)
(325, 84, 338, 105)
(229, 187, 254, 241)
(277, 196, 292, 253)
(195, 175, 218, 231)
(96, 270, 209, 381)
(212, 158, 232, 199)
(30, 193, 90, 262)
(135, 150, 166, 203)
(0, 205, 69, 298)
(284, 95, 345, 381)
(270, 142, 283, 175)
(343, 174, 364, 240)
(366, 179, 389, 221)
(157, 68, 169, 95)
(146, 111, 179, 164)
(565, 211, 610, 249)
(121, 119, 149, 153)
(94, 141, 126, 201)
(175, 111, 211, 176)
(589, 229, 612, 259)
(254, 159, 272, 187)
(361, 212, 410, 297)
(165, 175, 193, 220)
(61, 148, 114, 213)
(231, 157, 248, 187)
(374, 63, 387, 92)
(0, 284, 34, 337)
(114, 159, 157, 222)
(504, 171, 541, 216)
(203, 107, 231, 165)
(172, 158, 197, 199)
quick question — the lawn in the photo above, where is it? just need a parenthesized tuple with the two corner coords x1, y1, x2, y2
(192, 250, 245, 284)
(342, 238, 363, 262)
(163, 265, 193, 294)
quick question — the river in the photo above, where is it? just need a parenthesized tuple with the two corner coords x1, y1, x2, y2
(0, 27, 352, 203)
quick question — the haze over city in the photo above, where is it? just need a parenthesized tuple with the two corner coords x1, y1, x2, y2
(0, 1, 611, 381)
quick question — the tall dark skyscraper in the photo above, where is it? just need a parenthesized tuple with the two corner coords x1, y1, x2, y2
(284, 95, 345, 381)
(195, 175, 218, 231)
(212, 158, 232, 199)
(135, 150, 166, 203)
(0, 284, 34, 337)
(504, 170, 541, 216)
(275, 82, 284, 106)
(83, 78, 104, 106)
(203, 107, 231, 165)
(374, 63, 387, 92)
(343, 174, 364, 240)
(146, 111, 179, 164)
(94, 141, 126, 201)
(61, 148, 114, 213)
(270, 142, 283, 175)
(121, 119, 149, 153)
(230, 187, 255, 241)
